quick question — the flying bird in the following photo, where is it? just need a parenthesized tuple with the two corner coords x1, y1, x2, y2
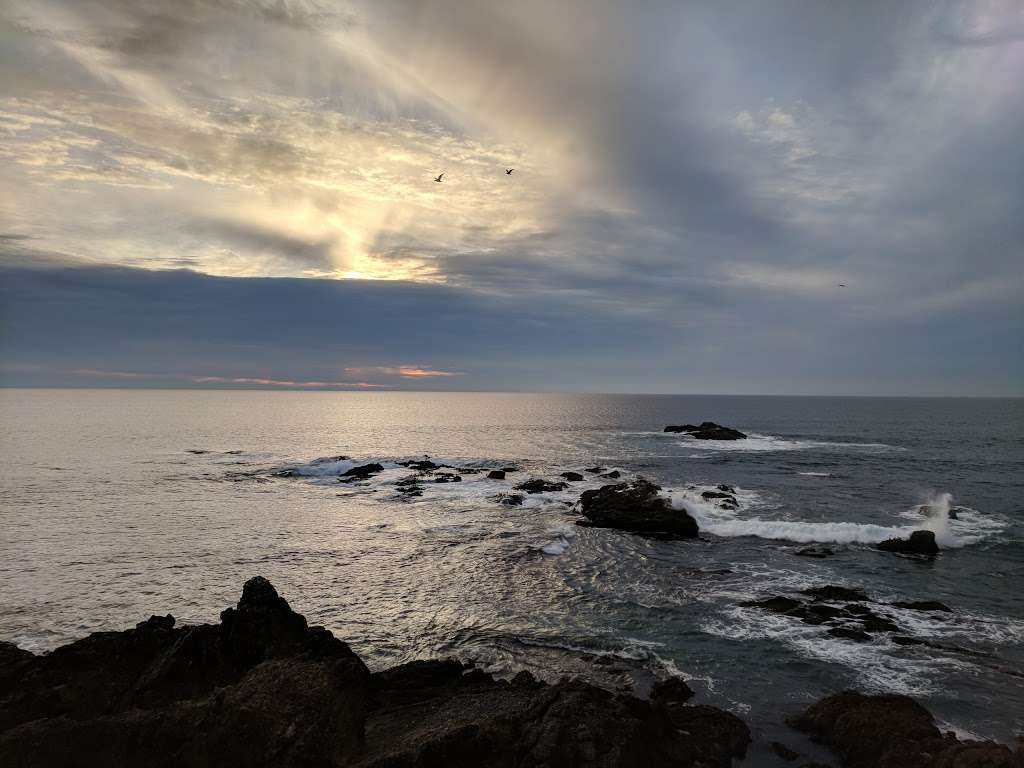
(838, 283, 847, 287)
(505, 168, 514, 175)
(434, 172, 445, 183)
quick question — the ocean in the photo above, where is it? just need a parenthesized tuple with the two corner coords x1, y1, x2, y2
(2, 389, 1022, 750)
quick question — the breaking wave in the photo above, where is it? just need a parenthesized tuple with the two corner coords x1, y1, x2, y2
(667, 491, 1003, 548)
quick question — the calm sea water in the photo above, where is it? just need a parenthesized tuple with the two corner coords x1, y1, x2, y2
(2, 390, 1022, 755)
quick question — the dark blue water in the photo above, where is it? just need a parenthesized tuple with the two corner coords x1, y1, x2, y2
(2, 391, 1022, 760)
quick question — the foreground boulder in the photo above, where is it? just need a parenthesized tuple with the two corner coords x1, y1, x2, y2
(578, 478, 699, 539)
(663, 422, 747, 440)
(0, 578, 750, 767)
(877, 530, 939, 555)
(789, 690, 1023, 768)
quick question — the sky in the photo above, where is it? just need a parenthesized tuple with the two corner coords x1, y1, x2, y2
(0, 0, 1022, 395)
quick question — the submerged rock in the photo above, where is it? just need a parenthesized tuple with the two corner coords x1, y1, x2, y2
(561, 471, 585, 482)
(515, 478, 569, 494)
(803, 586, 870, 603)
(486, 469, 506, 480)
(877, 530, 939, 556)
(663, 422, 747, 440)
(578, 478, 699, 539)
(795, 545, 835, 558)
(788, 690, 1023, 768)
(584, 466, 607, 474)
(0, 578, 753, 768)
(433, 473, 462, 483)
(600, 470, 622, 479)
(341, 462, 385, 480)
(495, 493, 525, 507)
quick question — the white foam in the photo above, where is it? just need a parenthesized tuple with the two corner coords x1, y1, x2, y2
(674, 433, 901, 454)
(666, 491, 1001, 548)
(797, 471, 832, 477)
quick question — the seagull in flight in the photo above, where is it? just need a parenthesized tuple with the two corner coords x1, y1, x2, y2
(434, 172, 445, 183)
(838, 283, 847, 287)
(505, 168, 514, 175)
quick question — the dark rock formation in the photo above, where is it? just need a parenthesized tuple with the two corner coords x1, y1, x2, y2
(514, 478, 569, 494)
(399, 459, 440, 471)
(770, 740, 800, 760)
(802, 586, 869, 603)
(0, 579, 753, 768)
(795, 545, 835, 558)
(495, 493, 525, 507)
(433, 473, 462, 483)
(561, 471, 585, 481)
(650, 677, 694, 704)
(877, 530, 939, 555)
(486, 469, 506, 480)
(584, 466, 607, 474)
(789, 690, 1023, 768)
(578, 479, 699, 539)
(663, 422, 747, 440)
(341, 463, 385, 480)
(601, 470, 622, 479)
(500, 466, 519, 473)
(742, 587, 913, 640)
(701, 490, 734, 501)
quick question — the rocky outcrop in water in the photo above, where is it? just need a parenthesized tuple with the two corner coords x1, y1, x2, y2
(577, 478, 699, 539)
(0, 578, 752, 767)
(342, 462, 385, 480)
(877, 530, 939, 555)
(789, 690, 1024, 768)
(515, 478, 569, 494)
(663, 422, 747, 440)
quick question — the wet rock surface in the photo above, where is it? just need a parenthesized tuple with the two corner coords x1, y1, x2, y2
(789, 690, 1024, 768)
(577, 478, 699, 539)
(741, 585, 959, 645)
(876, 529, 939, 555)
(514, 478, 569, 494)
(663, 422, 747, 440)
(0, 578, 754, 767)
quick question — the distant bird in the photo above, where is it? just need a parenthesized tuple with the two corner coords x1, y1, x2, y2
(505, 168, 514, 175)
(434, 172, 445, 183)
(838, 283, 847, 287)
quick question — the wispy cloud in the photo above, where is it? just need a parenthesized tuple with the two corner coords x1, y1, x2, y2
(343, 366, 464, 378)
(71, 368, 390, 389)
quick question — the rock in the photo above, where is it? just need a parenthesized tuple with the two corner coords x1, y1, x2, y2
(341, 462, 385, 480)
(486, 469, 506, 480)
(741, 596, 803, 614)
(433, 474, 462, 483)
(578, 479, 699, 539)
(858, 615, 900, 634)
(650, 677, 694, 704)
(561, 471, 585, 481)
(827, 627, 872, 643)
(788, 690, 1022, 768)
(495, 493, 525, 507)
(891, 600, 952, 613)
(802, 586, 870, 603)
(701, 490, 734, 501)
(796, 546, 835, 558)
(0, 580, 756, 767)
(601, 470, 622, 479)
(584, 466, 607, 474)
(716, 484, 736, 493)
(501, 466, 519, 473)
(664, 422, 747, 440)
(771, 740, 801, 760)
(399, 459, 439, 471)
(514, 478, 569, 494)
(876, 530, 939, 556)
(135, 614, 175, 631)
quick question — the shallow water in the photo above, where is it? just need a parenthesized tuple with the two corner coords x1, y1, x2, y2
(2, 390, 1022, 750)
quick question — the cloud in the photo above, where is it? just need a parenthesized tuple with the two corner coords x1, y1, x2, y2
(344, 366, 464, 378)
(0, 1, 1021, 394)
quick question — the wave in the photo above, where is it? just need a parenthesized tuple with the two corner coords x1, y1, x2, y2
(666, 433, 902, 454)
(668, 491, 1003, 548)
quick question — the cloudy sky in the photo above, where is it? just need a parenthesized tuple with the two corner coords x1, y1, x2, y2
(1, 0, 1021, 394)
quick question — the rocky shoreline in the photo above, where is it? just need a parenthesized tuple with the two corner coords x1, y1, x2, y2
(2, 578, 1020, 767)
